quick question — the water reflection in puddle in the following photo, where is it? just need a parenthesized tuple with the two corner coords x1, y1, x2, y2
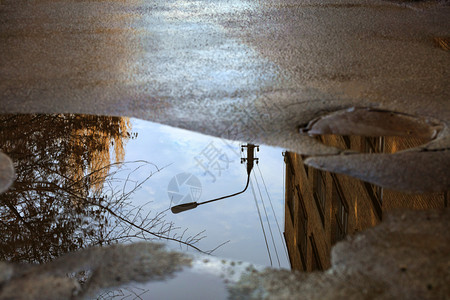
(0, 114, 288, 298)
(124, 118, 290, 268)
(0, 114, 447, 299)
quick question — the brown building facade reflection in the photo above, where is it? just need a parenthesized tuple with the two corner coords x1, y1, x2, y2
(284, 135, 448, 271)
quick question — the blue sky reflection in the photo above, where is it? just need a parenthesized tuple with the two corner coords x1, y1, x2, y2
(124, 118, 290, 269)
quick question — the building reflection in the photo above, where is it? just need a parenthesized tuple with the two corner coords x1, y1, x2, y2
(284, 135, 448, 271)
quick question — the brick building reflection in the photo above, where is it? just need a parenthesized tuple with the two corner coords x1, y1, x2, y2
(283, 135, 448, 271)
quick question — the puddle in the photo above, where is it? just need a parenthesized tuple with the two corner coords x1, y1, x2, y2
(0, 114, 447, 299)
(1, 0, 449, 297)
(0, 114, 289, 298)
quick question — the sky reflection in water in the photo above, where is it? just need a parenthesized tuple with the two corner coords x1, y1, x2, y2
(0, 114, 288, 299)
(126, 118, 290, 269)
(0, 114, 289, 271)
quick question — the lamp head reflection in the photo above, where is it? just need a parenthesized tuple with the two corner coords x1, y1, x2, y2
(170, 144, 258, 214)
(171, 202, 198, 214)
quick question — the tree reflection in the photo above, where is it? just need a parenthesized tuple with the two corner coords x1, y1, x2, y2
(0, 114, 211, 265)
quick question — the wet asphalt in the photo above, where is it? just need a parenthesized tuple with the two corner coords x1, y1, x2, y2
(0, 0, 449, 192)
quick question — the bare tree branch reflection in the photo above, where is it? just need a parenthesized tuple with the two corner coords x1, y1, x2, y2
(0, 114, 224, 266)
(75, 160, 212, 254)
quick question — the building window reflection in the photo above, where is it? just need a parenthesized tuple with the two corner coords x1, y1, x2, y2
(313, 169, 326, 226)
(310, 233, 323, 271)
(286, 158, 296, 224)
(332, 179, 348, 244)
(364, 136, 385, 154)
(295, 185, 308, 271)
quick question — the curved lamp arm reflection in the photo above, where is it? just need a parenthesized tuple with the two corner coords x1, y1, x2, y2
(171, 144, 257, 214)
(171, 174, 250, 214)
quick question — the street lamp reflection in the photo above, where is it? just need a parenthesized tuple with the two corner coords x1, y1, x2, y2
(170, 144, 259, 214)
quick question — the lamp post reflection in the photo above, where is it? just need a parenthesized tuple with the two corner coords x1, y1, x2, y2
(171, 144, 259, 214)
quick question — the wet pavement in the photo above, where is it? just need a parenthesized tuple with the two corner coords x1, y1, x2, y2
(1, 0, 449, 298)
(1, 0, 449, 192)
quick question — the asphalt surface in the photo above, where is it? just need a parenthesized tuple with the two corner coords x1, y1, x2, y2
(1, 0, 449, 192)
